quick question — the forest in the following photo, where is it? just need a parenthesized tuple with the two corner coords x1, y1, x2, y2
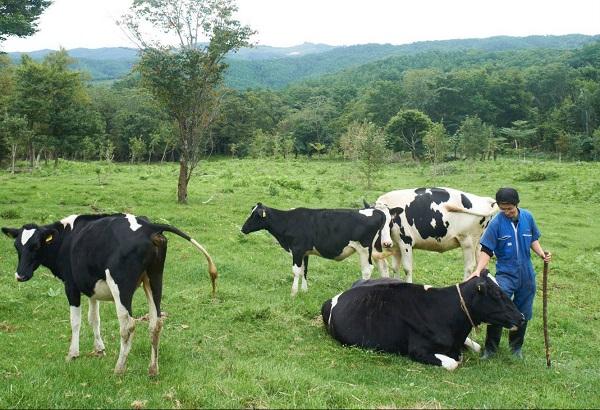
(1, 35, 600, 168)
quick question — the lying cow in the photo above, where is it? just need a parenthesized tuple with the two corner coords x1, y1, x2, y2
(322, 270, 524, 370)
(241, 203, 393, 296)
(2, 213, 217, 376)
(375, 187, 498, 282)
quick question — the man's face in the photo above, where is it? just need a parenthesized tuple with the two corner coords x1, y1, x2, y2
(498, 203, 519, 219)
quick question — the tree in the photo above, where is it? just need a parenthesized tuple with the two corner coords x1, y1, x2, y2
(385, 109, 433, 160)
(0, 113, 30, 172)
(459, 115, 491, 160)
(340, 122, 389, 188)
(121, 0, 254, 203)
(422, 122, 449, 171)
(0, 0, 51, 44)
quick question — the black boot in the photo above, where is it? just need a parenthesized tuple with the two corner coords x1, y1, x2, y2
(481, 325, 502, 359)
(509, 321, 528, 359)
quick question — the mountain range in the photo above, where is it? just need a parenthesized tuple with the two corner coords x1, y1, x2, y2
(6, 34, 600, 89)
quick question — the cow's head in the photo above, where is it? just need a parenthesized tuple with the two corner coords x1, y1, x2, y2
(372, 203, 393, 248)
(241, 203, 269, 234)
(470, 270, 525, 330)
(2, 225, 58, 282)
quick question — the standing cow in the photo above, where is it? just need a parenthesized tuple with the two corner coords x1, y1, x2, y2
(241, 203, 393, 296)
(375, 187, 498, 282)
(2, 213, 217, 376)
(322, 270, 525, 370)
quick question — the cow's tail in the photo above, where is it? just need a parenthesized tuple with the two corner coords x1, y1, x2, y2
(443, 201, 498, 218)
(152, 224, 218, 295)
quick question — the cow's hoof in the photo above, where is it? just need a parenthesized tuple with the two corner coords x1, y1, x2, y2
(91, 349, 106, 357)
(66, 353, 79, 362)
(435, 354, 459, 371)
(114, 366, 126, 375)
(148, 365, 159, 377)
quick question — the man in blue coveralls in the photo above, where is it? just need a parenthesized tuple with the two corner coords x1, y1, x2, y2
(468, 187, 552, 359)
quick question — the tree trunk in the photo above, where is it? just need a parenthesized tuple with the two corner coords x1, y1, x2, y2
(11, 143, 17, 174)
(177, 157, 189, 203)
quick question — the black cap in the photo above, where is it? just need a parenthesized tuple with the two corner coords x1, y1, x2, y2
(496, 187, 519, 205)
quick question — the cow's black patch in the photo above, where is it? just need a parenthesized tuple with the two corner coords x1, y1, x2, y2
(461, 194, 473, 209)
(479, 216, 486, 226)
(405, 188, 450, 240)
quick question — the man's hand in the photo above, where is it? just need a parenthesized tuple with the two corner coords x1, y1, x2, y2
(541, 251, 552, 263)
(464, 270, 480, 282)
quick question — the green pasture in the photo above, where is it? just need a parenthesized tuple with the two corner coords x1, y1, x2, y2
(0, 158, 599, 408)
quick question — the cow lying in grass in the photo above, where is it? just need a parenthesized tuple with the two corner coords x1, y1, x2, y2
(2, 213, 217, 376)
(322, 270, 524, 370)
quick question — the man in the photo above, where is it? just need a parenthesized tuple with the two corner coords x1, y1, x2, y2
(468, 187, 551, 359)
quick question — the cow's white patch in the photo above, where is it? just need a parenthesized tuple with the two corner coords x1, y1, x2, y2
(464, 337, 481, 353)
(105, 268, 136, 374)
(21, 228, 35, 245)
(435, 354, 459, 371)
(92, 280, 113, 301)
(424, 285, 432, 291)
(125, 214, 142, 231)
(328, 292, 342, 326)
(489, 275, 499, 286)
(359, 209, 374, 217)
(60, 214, 79, 230)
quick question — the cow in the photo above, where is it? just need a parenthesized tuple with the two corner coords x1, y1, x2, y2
(2, 213, 217, 376)
(240, 203, 393, 296)
(374, 187, 498, 282)
(321, 270, 525, 370)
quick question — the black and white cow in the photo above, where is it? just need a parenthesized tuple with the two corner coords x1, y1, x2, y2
(374, 187, 498, 282)
(322, 271, 525, 370)
(241, 203, 393, 296)
(2, 213, 217, 376)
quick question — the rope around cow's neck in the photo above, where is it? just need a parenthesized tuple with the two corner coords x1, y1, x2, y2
(456, 284, 479, 333)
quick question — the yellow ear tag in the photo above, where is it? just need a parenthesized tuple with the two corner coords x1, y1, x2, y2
(45, 235, 53, 243)
(262, 210, 266, 218)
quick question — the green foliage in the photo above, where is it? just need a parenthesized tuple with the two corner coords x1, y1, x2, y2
(340, 121, 389, 188)
(385, 109, 433, 159)
(0, 0, 51, 43)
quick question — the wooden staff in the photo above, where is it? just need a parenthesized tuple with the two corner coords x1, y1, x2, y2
(543, 251, 551, 368)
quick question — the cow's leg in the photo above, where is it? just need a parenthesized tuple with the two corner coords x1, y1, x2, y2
(458, 235, 477, 280)
(142, 276, 163, 376)
(88, 298, 106, 356)
(399, 245, 414, 283)
(67, 305, 81, 361)
(301, 256, 309, 292)
(353, 244, 374, 280)
(464, 337, 481, 353)
(105, 268, 136, 375)
(291, 252, 305, 297)
(146, 235, 166, 376)
(374, 256, 389, 278)
(65, 288, 81, 361)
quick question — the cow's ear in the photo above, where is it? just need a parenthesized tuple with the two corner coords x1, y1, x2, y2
(480, 268, 489, 278)
(43, 229, 58, 245)
(2, 227, 19, 238)
(363, 199, 371, 208)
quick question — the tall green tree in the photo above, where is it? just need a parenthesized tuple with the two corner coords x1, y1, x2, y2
(121, 0, 254, 203)
(385, 109, 433, 160)
(0, 0, 51, 44)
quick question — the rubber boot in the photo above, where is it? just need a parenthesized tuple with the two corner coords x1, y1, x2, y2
(509, 321, 528, 359)
(481, 325, 502, 359)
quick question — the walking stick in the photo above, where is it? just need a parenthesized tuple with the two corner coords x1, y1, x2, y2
(543, 252, 551, 368)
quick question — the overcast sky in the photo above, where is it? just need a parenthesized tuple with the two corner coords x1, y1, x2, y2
(3, 0, 600, 52)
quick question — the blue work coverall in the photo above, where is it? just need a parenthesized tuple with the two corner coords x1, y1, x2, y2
(480, 208, 541, 320)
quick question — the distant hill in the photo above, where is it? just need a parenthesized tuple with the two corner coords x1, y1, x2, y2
(6, 34, 600, 88)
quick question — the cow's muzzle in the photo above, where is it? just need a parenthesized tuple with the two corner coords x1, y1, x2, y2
(15, 272, 33, 282)
(382, 240, 393, 248)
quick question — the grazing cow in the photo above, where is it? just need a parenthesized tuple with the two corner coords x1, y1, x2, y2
(240, 203, 393, 296)
(322, 270, 525, 370)
(2, 213, 217, 376)
(374, 187, 498, 282)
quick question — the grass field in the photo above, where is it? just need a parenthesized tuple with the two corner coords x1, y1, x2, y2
(1, 158, 599, 408)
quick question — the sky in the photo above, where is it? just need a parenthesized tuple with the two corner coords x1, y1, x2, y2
(2, 0, 600, 52)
